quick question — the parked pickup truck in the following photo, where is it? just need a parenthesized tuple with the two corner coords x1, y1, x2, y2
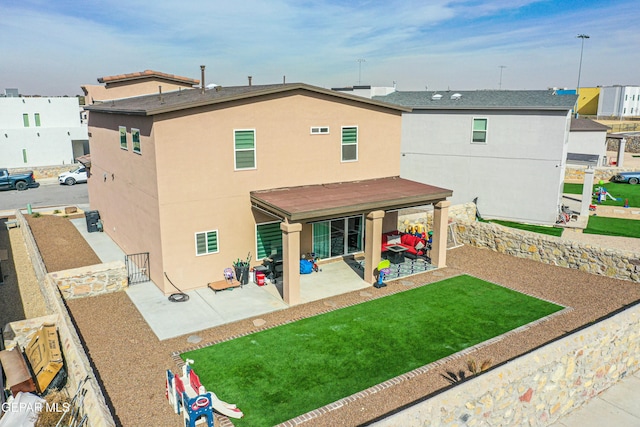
(0, 168, 38, 191)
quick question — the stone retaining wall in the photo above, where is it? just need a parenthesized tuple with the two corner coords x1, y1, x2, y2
(564, 165, 637, 182)
(372, 302, 640, 427)
(51, 261, 128, 300)
(454, 220, 640, 282)
(15, 210, 116, 427)
(607, 135, 640, 152)
(398, 202, 477, 232)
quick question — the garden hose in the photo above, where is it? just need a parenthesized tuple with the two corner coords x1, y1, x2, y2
(164, 272, 190, 302)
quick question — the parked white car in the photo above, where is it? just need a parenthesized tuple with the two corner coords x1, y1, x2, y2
(58, 166, 87, 186)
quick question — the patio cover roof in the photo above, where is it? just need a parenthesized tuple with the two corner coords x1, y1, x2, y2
(250, 177, 452, 222)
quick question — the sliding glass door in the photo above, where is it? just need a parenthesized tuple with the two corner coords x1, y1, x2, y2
(313, 215, 363, 258)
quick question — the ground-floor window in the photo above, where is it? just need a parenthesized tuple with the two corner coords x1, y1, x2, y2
(195, 230, 218, 256)
(312, 215, 363, 259)
(256, 222, 283, 260)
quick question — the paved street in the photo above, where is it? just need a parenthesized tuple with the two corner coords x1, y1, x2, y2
(0, 178, 88, 211)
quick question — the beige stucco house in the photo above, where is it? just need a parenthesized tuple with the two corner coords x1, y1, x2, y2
(81, 69, 199, 103)
(84, 80, 452, 305)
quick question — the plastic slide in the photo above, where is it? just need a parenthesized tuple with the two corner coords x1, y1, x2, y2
(210, 392, 244, 418)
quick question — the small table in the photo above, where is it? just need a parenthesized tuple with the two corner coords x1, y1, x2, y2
(386, 245, 408, 264)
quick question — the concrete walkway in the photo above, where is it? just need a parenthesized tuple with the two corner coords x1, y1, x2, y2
(550, 369, 640, 427)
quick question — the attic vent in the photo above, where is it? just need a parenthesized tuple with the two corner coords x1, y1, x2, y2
(431, 93, 443, 100)
(451, 93, 462, 100)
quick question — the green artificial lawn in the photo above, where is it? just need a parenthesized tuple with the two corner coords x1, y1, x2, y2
(584, 216, 640, 238)
(563, 182, 640, 208)
(181, 275, 563, 427)
(487, 219, 564, 237)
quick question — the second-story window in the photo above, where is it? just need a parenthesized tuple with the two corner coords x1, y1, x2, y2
(34, 113, 41, 127)
(119, 126, 127, 150)
(132, 128, 141, 154)
(23, 114, 29, 127)
(311, 126, 329, 134)
(472, 118, 488, 144)
(341, 126, 358, 162)
(234, 129, 256, 170)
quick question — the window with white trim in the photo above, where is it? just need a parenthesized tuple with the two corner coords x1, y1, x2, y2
(23, 114, 29, 127)
(311, 126, 329, 134)
(119, 126, 128, 150)
(34, 113, 41, 127)
(471, 118, 488, 143)
(341, 126, 358, 161)
(234, 129, 256, 170)
(195, 230, 219, 256)
(132, 128, 141, 154)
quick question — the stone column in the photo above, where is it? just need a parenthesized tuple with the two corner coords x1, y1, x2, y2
(616, 137, 626, 168)
(280, 222, 302, 306)
(431, 200, 450, 268)
(581, 167, 595, 216)
(364, 210, 385, 284)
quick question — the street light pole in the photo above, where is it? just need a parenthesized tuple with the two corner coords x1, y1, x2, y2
(498, 65, 506, 90)
(576, 34, 590, 96)
(357, 59, 366, 85)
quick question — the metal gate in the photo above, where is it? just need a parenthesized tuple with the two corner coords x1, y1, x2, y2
(125, 252, 149, 285)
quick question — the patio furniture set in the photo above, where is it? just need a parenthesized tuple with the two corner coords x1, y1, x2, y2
(381, 231, 432, 264)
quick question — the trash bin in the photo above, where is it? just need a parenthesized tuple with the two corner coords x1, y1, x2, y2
(253, 266, 269, 284)
(85, 210, 100, 233)
(234, 265, 249, 286)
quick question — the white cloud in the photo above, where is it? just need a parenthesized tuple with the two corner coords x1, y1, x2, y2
(0, 0, 638, 94)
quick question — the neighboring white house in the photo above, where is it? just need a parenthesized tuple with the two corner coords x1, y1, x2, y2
(566, 118, 610, 166)
(0, 96, 88, 168)
(374, 90, 577, 225)
(597, 85, 640, 118)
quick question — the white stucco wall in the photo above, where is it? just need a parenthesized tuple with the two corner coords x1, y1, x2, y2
(400, 110, 571, 224)
(567, 130, 608, 166)
(0, 97, 88, 168)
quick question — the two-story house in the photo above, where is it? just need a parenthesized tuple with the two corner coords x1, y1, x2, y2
(84, 81, 452, 305)
(0, 96, 88, 168)
(375, 90, 578, 225)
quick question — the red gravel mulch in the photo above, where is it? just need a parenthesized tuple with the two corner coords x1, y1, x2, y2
(25, 215, 640, 427)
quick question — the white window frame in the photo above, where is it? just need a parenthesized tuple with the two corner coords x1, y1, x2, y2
(471, 118, 488, 144)
(234, 129, 257, 171)
(341, 125, 358, 162)
(119, 126, 128, 150)
(132, 128, 141, 154)
(310, 126, 330, 135)
(195, 229, 219, 256)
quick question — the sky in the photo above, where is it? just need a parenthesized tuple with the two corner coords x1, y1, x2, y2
(1, 0, 638, 96)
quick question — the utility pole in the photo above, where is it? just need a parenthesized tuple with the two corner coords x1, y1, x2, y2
(575, 34, 590, 117)
(576, 34, 590, 95)
(498, 65, 506, 90)
(357, 59, 366, 85)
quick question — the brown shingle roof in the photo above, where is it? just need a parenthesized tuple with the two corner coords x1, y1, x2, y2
(84, 83, 412, 116)
(570, 118, 610, 132)
(97, 70, 199, 86)
(251, 177, 452, 221)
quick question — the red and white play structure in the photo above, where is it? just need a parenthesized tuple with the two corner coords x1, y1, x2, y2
(166, 359, 244, 426)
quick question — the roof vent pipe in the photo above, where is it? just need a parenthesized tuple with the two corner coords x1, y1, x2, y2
(248, 76, 252, 86)
(200, 65, 206, 94)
